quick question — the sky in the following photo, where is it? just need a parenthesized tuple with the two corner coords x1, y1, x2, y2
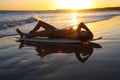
(0, 0, 120, 10)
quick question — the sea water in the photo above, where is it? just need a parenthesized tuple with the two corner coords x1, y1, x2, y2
(0, 10, 120, 37)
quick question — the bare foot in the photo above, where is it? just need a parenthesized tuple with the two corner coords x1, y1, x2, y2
(16, 28, 25, 38)
(98, 37, 102, 39)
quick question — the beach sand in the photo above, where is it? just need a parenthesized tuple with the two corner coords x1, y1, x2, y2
(0, 16, 120, 80)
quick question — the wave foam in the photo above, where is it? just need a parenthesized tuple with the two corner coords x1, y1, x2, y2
(0, 17, 37, 30)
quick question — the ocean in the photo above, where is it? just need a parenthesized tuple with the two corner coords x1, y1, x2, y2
(0, 10, 120, 37)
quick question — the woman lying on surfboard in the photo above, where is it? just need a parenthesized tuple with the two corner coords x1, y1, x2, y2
(16, 20, 94, 42)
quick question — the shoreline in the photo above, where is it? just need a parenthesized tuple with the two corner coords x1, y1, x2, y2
(86, 15, 120, 38)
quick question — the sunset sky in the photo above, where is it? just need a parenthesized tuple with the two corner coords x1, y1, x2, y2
(0, 0, 120, 10)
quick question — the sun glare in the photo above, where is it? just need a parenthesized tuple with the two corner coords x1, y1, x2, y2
(57, 0, 92, 10)
(71, 12, 78, 30)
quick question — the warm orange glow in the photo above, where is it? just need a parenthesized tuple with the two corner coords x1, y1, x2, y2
(57, 0, 92, 10)
(0, 0, 120, 10)
(34, 15, 41, 21)
(71, 12, 78, 30)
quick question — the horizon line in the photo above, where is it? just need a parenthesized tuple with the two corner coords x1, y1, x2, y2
(0, 6, 120, 11)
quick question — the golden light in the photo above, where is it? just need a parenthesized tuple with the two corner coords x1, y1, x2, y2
(57, 0, 92, 10)
(34, 15, 41, 21)
(71, 12, 78, 30)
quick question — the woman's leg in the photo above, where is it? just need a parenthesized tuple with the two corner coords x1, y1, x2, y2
(30, 21, 57, 32)
(16, 28, 52, 38)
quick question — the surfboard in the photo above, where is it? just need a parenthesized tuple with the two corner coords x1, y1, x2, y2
(16, 37, 102, 43)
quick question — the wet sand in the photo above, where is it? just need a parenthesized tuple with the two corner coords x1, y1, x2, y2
(0, 16, 120, 80)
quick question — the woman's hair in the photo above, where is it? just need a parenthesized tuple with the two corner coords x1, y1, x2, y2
(79, 30, 89, 41)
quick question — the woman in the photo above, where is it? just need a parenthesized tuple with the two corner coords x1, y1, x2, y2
(16, 20, 94, 41)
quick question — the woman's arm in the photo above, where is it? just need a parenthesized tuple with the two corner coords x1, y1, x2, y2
(77, 22, 94, 39)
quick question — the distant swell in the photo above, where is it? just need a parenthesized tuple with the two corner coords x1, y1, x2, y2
(0, 17, 37, 30)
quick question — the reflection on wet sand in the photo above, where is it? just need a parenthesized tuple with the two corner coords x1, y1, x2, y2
(18, 41, 102, 63)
